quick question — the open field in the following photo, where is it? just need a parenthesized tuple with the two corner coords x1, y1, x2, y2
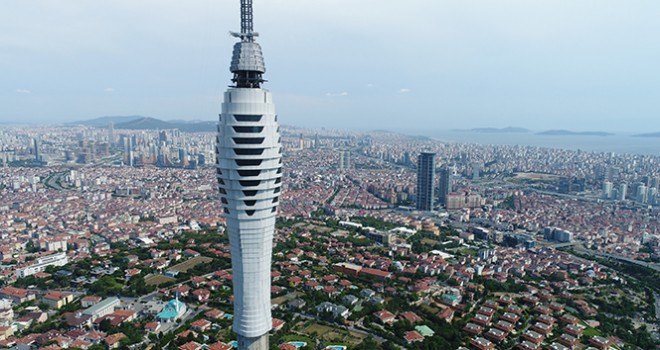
(301, 323, 366, 346)
(169, 256, 213, 273)
(144, 274, 176, 286)
(512, 172, 560, 181)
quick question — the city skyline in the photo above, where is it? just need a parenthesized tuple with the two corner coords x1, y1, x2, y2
(3, 1, 660, 132)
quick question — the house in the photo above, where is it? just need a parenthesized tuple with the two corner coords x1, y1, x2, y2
(399, 311, 423, 324)
(0, 326, 13, 341)
(470, 337, 495, 350)
(204, 309, 225, 320)
(0, 287, 35, 304)
(42, 291, 74, 309)
(192, 289, 210, 303)
(104, 333, 126, 349)
(94, 310, 136, 327)
(144, 322, 161, 333)
(124, 269, 141, 279)
(191, 319, 212, 332)
(288, 299, 306, 310)
(485, 328, 507, 343)
(81, 296, 102, 308)
(516, 341, 541, 350)
(436, 307, 454, 323)
(63, 312, 93, 329)
(374, 309, 396, 324)
(521, 330, 544, 344)
(403, 331, 424, 344)
(183, 249, 200, 257)
(272, 318, 285, 332)
(208, 342, 233, 350)
(179, 341, 203, 350)
(589, 336, 611, 349)
(463, 323, 483, 336)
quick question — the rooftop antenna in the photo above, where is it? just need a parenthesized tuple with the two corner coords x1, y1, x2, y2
(231, 0, 259, 42)
(229, 0, 266, 88)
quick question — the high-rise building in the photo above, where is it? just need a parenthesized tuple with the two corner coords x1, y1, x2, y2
(439, 166, 451, 206)
(339, 150, 351, 170)
(416, 152, 435, 211)
(108, 122, 115, 147)
(215, 1, 282, 349)
(602, 181, 613, 199)
(33, 138, 40, 162)
(617, 182, 627, 201)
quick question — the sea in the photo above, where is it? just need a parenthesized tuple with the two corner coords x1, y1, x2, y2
(400, 129, 660, 156)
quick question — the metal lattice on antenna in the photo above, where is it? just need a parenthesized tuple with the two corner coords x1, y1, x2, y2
(241, 0, 253, 35)
(232, 0, 258, 42)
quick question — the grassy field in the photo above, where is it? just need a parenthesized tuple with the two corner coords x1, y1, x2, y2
(144, 274, 176, 286)
(169, 256, 213, 273)
(301, 323, 366, 346)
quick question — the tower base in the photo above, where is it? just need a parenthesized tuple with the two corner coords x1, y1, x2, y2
(238, 334, 268, 350)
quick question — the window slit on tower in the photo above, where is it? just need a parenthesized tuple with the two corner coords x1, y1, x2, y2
(217, 178, 225, 185)
(233, 126, 263, 133)
(274, 178, 281, 184)
(272, 197, 279, 203)
(243, 190, 257, 197)
(238, 170, 261, 177)
(245, 210, 255, 216)
(240, 180, 260, 187)
(235, 159, 262, 167)
(274, 187, 280, 194)
(233, 137, 264, 145)
(234, 148, 264, 156)
(219, 187, 227, 194)
(234, 115, 262, 122)
(244, 200, 256, 206)
(221, 197, 228, 204)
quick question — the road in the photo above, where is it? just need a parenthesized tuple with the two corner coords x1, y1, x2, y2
(573, 245, 660, 272)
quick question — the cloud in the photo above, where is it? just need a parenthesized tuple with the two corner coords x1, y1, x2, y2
(366, 83, 374, 88)
(325, 92, 348, 97)
(104, 87, 115, 93)
(15, 89, 31, 94)
(398, 88, 410, 93)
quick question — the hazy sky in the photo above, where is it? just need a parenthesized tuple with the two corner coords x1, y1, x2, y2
(2, 1, 660, 132)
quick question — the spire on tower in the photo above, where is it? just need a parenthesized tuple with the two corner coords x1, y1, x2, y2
(231, 0, 259, 42)
(229, 0, 266, 88)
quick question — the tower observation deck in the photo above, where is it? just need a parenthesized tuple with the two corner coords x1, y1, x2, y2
(216, 1, 282, 349)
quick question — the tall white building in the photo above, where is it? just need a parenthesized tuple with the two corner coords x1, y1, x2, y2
(602, 181, 613, 199)
(15, 252, 68, 278)
(216, 1, 282, 349)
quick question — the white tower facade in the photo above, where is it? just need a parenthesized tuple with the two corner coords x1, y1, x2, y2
(216, 1, 281, 349)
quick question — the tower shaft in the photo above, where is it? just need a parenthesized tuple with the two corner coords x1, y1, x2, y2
(217, 1, 281, 349)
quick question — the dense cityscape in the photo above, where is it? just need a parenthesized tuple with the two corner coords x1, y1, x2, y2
(0, 123, 657, 350)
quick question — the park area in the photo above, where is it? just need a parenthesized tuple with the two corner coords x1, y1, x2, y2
(297, 322, 366, 347)
(144, 274, 176, 286)
(169, 256, 214, 273)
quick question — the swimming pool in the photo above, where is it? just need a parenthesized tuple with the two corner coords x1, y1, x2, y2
(324, 346, 346, 350)
(288, 341, 308, 347)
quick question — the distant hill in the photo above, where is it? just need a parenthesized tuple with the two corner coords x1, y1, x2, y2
(115, 117, 173, 130)
(115, 117, 216, 132)
(457, 127, 531, 133)
(71, 116, 217, 132)
(68, 115, 143, 127)
(633, 131, 660, 138)
(537, 129, 614, 136)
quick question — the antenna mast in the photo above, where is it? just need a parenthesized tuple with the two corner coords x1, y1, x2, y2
(233, 0, 258, 42)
